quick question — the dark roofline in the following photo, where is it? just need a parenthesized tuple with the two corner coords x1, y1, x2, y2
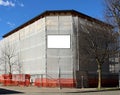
(3, 10, 113, 38)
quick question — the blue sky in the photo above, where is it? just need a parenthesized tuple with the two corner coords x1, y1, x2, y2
(0, 0, 104, 39)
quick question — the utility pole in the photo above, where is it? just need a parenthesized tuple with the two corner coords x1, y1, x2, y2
(58, 65, 61, 89)
(119, 70, 120, 88)
(58, 49, 62, 89)
(81, 75, 84, 88)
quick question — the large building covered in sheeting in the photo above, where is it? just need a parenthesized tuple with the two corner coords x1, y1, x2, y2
(0, 10, 118, 87)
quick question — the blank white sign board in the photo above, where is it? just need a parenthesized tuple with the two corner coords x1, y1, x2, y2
(47, 35, 70, 48)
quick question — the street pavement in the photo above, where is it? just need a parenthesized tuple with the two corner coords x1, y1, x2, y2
(0, 86, 120, 95)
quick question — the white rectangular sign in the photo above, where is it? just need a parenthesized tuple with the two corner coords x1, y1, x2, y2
(47, 35, 70, 48)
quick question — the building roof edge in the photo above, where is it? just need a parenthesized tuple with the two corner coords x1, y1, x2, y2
(3, 10, 113, 38)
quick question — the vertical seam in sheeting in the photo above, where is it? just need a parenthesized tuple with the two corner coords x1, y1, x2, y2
(45, 16, 47, 80)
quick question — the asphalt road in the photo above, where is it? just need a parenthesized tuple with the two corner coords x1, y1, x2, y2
(0, 88, 24, 94)
(0, 87, 120, 95)
(6, 90, 120, 95)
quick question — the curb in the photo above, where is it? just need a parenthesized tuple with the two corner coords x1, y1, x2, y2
(66, 88, 120, 93)
(0, 86, 120, 93)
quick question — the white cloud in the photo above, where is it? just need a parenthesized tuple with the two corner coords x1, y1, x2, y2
(0, 0, 15, 7)
(19, 3, 24, 7)
(7, 21, 15, 28)
(14, 0, 24, 7)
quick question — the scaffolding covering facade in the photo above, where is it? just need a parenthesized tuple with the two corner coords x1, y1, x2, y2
(0, 10, 118, 87)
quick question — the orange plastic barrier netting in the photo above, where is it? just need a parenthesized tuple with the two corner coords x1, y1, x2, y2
(1, 74, 76, 88)
(1, 74, 30, 86)
(0, 75, 4, 84)
(34, 78, 75, 88)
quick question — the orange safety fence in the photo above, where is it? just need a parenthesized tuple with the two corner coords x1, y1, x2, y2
(1, 74, 30, 86)
(0, 75, 4, 84)
(34, 78, 75, 88)
(1, 74, 76, 88)
(34, 78, 47, 87)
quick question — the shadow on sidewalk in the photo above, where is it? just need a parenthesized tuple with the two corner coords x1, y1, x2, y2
(0, 88, 24, 94)
(66, 88, 120, 93)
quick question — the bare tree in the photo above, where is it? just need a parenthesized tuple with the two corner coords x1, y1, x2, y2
(104, 0, 120, 32)
(78, 22, 118, 89)
(104, 0, 120, 88)
(0, 42, 22, 74)
(13, 55, 23, 74)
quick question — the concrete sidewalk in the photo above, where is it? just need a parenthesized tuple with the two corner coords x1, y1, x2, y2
(0, 86, 120, 93)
